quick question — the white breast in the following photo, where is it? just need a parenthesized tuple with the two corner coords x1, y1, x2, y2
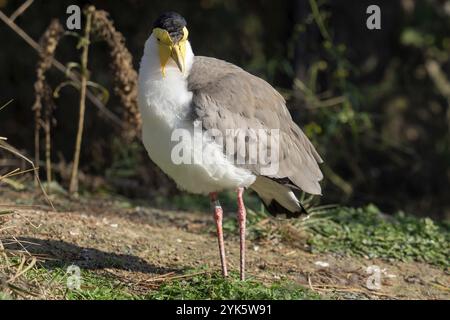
(138, 36, 256, 195)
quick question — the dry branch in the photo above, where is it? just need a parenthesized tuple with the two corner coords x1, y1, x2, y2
(9, 0, 34, 22)
(0, 9, 126, 130)
(0, 141, 55, 210)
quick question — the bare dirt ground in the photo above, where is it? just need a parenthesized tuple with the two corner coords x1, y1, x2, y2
(1, 189, 449, 300)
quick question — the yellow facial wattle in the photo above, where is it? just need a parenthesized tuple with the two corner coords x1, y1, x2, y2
(153, 27, 189, 76)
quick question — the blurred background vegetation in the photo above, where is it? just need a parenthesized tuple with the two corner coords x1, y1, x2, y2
(0, 0, 449, 219)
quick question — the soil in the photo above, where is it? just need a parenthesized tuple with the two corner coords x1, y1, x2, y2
(1, 189, 449, 300)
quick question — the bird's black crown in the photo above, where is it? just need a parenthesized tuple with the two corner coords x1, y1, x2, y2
(153, 12, 187, 42)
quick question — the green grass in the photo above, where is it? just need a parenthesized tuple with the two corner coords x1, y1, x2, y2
(25, 266, 138, 300)
(305, 205, 449, 267)
(24, 266, 321, 300)
(146, 271, 322, 300)
(0, 292, 12, 300)
(66, 272, 137, 300)
(214, 200, 449, 268)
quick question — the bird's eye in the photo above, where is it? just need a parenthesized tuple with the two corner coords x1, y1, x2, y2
(157, 38, 161, 42)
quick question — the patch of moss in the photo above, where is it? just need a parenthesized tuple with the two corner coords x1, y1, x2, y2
(26, 267, 138, 300)
(146, 271, 322, 300)
(306, 205, 449, 267)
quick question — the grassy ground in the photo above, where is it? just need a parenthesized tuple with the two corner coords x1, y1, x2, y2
(0, 187, 448, 300)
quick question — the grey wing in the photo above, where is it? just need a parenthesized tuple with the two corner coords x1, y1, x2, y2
(188, 56, 324, 195)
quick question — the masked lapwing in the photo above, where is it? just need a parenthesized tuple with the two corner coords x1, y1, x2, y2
(138, 12, 323, 281)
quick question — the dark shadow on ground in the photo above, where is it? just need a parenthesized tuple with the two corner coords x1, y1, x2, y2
(3, 237, 178, 275)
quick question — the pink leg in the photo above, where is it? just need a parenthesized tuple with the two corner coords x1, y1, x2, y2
(210, 192, 228, 277)
(237, 187, 247, 281)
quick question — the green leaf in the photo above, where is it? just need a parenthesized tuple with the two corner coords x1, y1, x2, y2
(65, 62, 81, 78)
(53, 81, 80, 98)
(87, 81, 110, 105)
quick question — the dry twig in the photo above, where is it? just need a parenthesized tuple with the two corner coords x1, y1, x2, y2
(9, 0, 34, 22)
(0, 9, 126, 129)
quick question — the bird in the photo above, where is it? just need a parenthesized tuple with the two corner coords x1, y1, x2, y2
(138, 12, 323, 281)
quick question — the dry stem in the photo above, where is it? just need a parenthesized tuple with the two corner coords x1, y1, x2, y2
(0, 9, 126, 130)
(69, 6, 94, 194)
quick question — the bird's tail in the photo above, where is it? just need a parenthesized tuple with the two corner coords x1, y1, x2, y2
(250, 176, 307, 219)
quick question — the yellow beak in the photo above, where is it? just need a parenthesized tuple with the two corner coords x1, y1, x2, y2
(171, 44, 185, 73)
(158, 42, 186, 76)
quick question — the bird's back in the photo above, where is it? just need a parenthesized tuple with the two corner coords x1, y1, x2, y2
(188, 56, 324, 196)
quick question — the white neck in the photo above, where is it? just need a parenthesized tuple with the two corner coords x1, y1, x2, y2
(138, 34, 195, 126)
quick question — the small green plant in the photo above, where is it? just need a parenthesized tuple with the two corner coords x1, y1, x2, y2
(68, 6, 95, 194)
(52, 6, 109, 194)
